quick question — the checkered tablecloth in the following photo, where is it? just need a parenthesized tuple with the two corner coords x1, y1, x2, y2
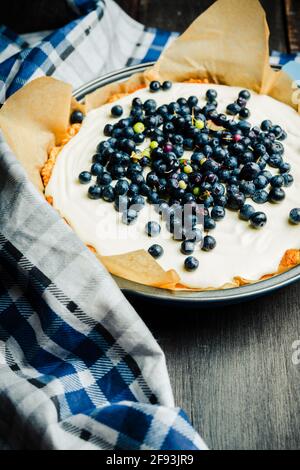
(0, 0, 299, 451)
(0, 0, 208, 451)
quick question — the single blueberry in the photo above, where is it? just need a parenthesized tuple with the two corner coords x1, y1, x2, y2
(111, 105, 123, 117)
(88, 185, 102, 200)
(79, 171, 91, 184)
(148, 244, 164, 259)
(70, 110, 84, 124)
(268, 188, 286, 203)
(181, 241, 195, 255)
(184, 256, 199, 272)
(239, 204, 256, 221)
(202, 236, 217, 252)
(289, 208, 300, 225)
(250, 212, 267, 229)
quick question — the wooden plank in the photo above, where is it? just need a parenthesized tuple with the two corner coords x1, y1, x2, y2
(284, 0, 300, 52)
(115, 0, 140, 19)
(137, 0, 288, 52)
(0, 0, 77, 33)
(129, 282, 300, 450)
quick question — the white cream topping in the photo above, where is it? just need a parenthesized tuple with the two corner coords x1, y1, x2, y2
(46, 83, 300, 288)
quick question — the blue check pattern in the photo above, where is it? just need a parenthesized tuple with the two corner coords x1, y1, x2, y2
(0, 0, 299, 105)
(0, 135, 207, 450)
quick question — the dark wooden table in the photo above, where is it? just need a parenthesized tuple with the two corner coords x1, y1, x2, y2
(117, 0, 300, 451)
(2, 0, 300, 451)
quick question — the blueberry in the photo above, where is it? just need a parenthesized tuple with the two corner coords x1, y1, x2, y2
(269, 188, 285, 203)
(211, 206, 226, 221)
(219, 169, 231, 183)
(114, 196, 128, 212)
(148, 192, 161, 205)
(213, 147, 227, 163)
(97, 172, 112, 186)
(185, 228, 203, 243)
(130, 195, 145, 211)
(203, 196, 214, 208)
(147, 172, 160, 188)
(239, 108, 251, 120)
(103, 124, 113, 136)
(269, 155, 283, 168)
(279, 162, 291, 174)
(131, 172, 145, 185)
(202, 235, 217, 252)
(214, 195, 228, 207)
(148, 244, 164, 259)
(92, 153, 104, 165)
(270, 175, 284, 188)
(260, 170, 273, 182)
(261, 120, 273, 132)
(252, 189, 269, 204)
(289, 208, 300, 225)
(90, 163, 103, 177)
(144, 99, 157, 114)
(188, 96, 199, 107)
(206, 89, 218, 102)
(125, 127, 136, 139)
(271, 142, 284, 155)
(127, 163, 143, 177)
(239, 204, 256, 221)
(128, 183, 140, 197)
(254, 175, 268, 189)
(227, 192, 246, 211)
(181, 241, 195, 255)
(250, 212, 267, 229)
(239, 150, 254, 165)
(70, 110, 84, 124)
(102, 185, 115, 202)
(122, 209, 138, 225)
(226, 103, 241, 116)
(240, 162, 261, 181)
(150, 81, 161, 92)
(278, 130, 287, 141)
(272, 125, 283, 139)
(115, 179, 129, 195)
(140, 183, 152, 197)
(79, 171, 92, 184)
(184, 256, 199, 272)
(204, 216, 216, 231)
(224, 156, 238, 170)
(132, 97, 143, 108)
(211, 183, 225, 197)
(238, 120, 251, 135)
(239, 90, 251, 101)
(146, 221, 161, 237)
(162, 81, 172, 91)
(282, 173, 294, 187)
(88, 185, 102, 200)
(111, 105, 123, 117)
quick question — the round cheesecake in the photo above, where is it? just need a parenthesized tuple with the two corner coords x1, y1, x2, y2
(45, 83, 300, 289)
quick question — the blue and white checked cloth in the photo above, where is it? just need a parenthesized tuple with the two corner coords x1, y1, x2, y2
(0, 0, 299, 451)
(0, 0, 206, 451)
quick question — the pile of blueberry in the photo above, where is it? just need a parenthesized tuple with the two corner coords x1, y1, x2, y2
(76, 81, 299, 273)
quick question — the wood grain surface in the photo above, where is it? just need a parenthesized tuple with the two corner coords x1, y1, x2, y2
(284, 0, 300, 52)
